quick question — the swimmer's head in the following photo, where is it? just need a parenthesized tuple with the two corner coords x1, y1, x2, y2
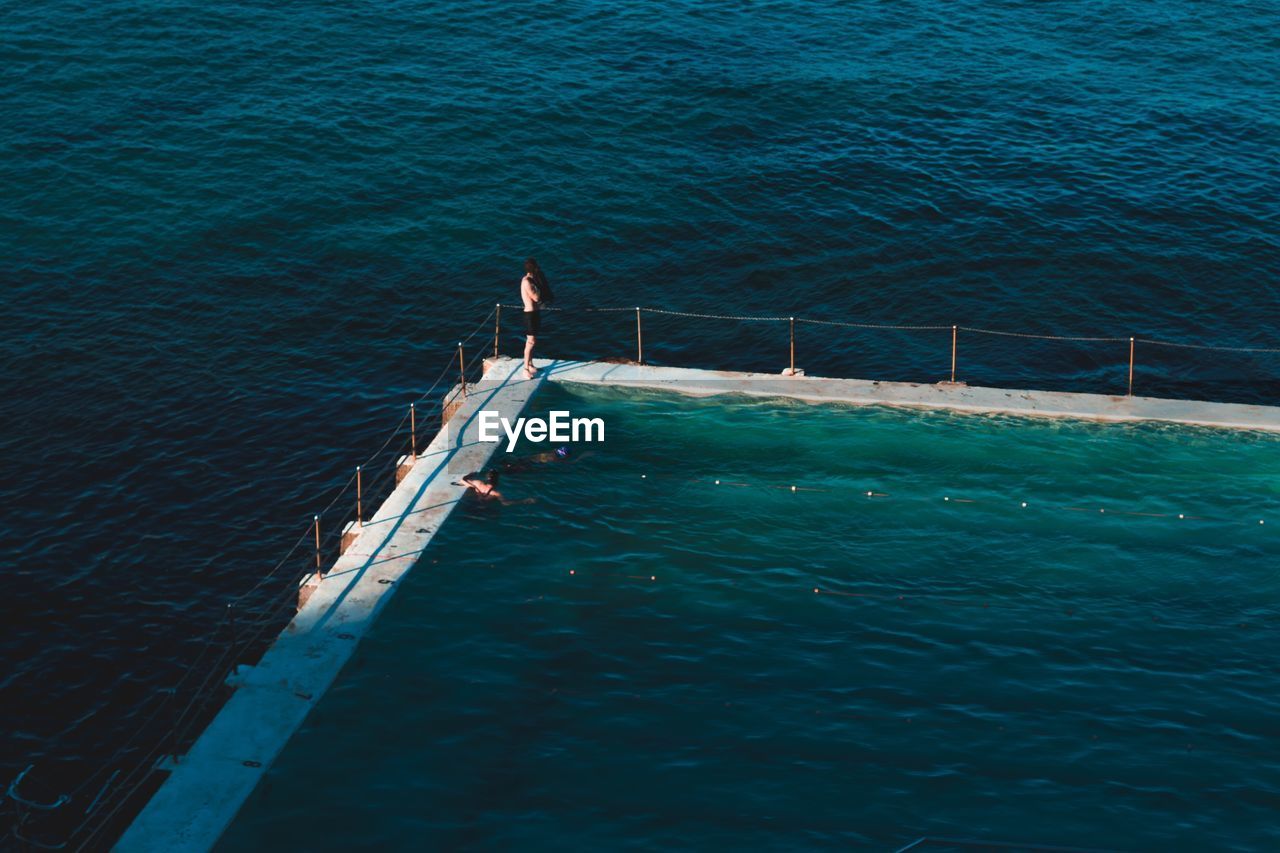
(486, 470, 500, 485)
(555, 446, 569, 458)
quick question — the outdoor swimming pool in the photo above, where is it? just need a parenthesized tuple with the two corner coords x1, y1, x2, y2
(219, 383, 1280, 851)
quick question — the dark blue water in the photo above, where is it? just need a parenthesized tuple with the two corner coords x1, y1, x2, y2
(3, 0, 1277, 847)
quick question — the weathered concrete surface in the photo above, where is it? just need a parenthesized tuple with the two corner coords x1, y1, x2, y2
(115, 359, 542, 852)
(528, 357, 1280, 432)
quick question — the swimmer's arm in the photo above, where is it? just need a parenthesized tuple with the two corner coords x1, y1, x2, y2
(521, 276, 539, 304)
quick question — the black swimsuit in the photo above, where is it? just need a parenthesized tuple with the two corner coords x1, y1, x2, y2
(523, 308, 540, 336)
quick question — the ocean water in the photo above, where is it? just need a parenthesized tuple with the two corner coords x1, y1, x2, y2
(2, 0, 1278, 847)
(221, 383, 1280, 851)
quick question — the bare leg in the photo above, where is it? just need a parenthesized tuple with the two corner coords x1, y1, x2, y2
(524, 335, 536, 377)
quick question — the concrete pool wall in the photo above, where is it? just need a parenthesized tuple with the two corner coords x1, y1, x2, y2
(535, 357, 1280, 434)
(116, 357, 543, 851)
(117, 357, 1280, 851)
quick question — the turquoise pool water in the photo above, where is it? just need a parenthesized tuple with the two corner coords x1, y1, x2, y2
(221, 385, 1280, 851)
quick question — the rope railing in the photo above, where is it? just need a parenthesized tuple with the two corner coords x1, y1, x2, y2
(958, 325, 1126, 342)
(1134, 337, 1280, 353)
(8, 311, 502, 852)
(798, 317, 952, 331)
(493, 303, 1280, 399)
(494, 303, 1276, 349)
(642, 307, 793, 322)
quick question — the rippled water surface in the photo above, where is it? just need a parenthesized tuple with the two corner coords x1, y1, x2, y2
(223, 384, 1280, 851)
(2, 0, 1278, 847)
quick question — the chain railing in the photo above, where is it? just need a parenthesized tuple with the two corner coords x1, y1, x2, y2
(4, 306, 499, 852)
(495, 304, 1280, 401)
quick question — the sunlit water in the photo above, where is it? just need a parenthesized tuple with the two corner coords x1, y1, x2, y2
(221, 384, 1280, 851)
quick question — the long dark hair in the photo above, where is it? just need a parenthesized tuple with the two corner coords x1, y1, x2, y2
(525, 258, 553, 304)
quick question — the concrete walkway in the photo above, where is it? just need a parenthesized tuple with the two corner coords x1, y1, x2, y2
(116, 358, 543, 852)
(530, 357, 1280, 432)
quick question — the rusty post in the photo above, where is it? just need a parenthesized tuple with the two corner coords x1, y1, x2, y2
(356, 465, 363, 527)
(636, 307, 643, 365)
(493, 304, 501, 359)
(950, 325, 957, 384)
(1128, 337, 1135, 397)
(410, 402, 417, 461)
(458, 342, 467, 398)
(789, 317, 795, 375)
(313, 514, 321, 574)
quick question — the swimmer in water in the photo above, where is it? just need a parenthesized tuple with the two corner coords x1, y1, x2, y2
(458, 470, 535, 505)
(501, 446, 596, 473)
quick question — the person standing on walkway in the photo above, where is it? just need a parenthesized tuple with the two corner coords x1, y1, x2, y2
(521, 258, 553, 378)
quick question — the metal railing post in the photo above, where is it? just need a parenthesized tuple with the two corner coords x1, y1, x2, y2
(313, 515, 322, 574)
(493, 304, 501, 359)
(356, 465, 363, 527)
(636, 307, 644, 365)
(950, 325, 957, 384)
(458, 342, 467, 398)
(410, 402, 417, 461)
(1128, 337, 1135, 397)
(789, 317, 795, 375)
